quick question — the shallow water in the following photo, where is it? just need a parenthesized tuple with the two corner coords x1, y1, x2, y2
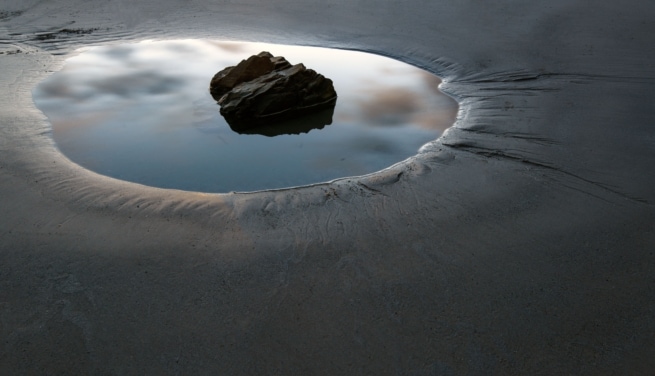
(34, 40, 457, 192)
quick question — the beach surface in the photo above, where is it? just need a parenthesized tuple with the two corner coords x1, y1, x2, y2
(1, 0, 654, 373)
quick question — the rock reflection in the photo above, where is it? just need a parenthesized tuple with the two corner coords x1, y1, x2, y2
(231, 105, 335, 137)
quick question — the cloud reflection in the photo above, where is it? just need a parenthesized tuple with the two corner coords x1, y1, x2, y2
(356, 88, 422, 126)
(99, 44, 136, 60)
(33, 39, 458, 192)
(37, 69, 186, 101)
(89, 71, 185, 98)
(206, 40, 249, 54)
(351, 76, 457, 131)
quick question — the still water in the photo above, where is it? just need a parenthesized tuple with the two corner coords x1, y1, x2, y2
(34, 40, 457, 192)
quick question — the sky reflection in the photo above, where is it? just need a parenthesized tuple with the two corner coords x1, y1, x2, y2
(34, 40, 458, 192)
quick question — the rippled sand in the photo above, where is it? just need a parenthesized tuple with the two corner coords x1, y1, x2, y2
(1, 1, 654, 373)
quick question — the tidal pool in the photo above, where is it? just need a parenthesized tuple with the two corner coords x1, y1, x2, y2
(34, 40, 457, 192)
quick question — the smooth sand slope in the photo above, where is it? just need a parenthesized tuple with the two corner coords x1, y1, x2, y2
(1, 0, 654, 374)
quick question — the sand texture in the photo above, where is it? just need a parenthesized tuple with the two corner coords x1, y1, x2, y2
(1, 0, 654, 374)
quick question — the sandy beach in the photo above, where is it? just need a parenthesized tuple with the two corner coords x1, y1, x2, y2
(1, 0, 654, 373)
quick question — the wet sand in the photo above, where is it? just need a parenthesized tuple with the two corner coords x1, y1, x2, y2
(1, 1, 654, 374)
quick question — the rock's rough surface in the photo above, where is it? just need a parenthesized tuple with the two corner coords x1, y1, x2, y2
(210, 52, 337, 132)
(209, 51, 280, 98)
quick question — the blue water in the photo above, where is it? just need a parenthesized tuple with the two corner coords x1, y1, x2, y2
(34, 40, 457, 192)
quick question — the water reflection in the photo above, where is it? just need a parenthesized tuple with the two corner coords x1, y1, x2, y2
(34, 40, 458, 192)
(357, 88, 421, 125)
(234, 105, 336, 137)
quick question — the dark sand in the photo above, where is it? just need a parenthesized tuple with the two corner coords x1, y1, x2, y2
(1, 0, 654, 374)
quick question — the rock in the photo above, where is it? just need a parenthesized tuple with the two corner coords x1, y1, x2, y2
(210, 51, 337, 133)
(209, 51, 280, 98)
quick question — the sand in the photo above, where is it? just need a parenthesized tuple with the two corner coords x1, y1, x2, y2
(1, 0, 654, 373)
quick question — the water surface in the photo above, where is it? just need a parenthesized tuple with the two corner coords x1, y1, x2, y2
(34, 40, 457, 192)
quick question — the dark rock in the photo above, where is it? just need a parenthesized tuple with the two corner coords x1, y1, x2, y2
(210, 51, 337, 133)
(209, 51, 279, 98)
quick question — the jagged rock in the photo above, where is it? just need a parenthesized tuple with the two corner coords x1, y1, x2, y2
(210, 51, 337, 133)
(209, 51, 281, 98)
